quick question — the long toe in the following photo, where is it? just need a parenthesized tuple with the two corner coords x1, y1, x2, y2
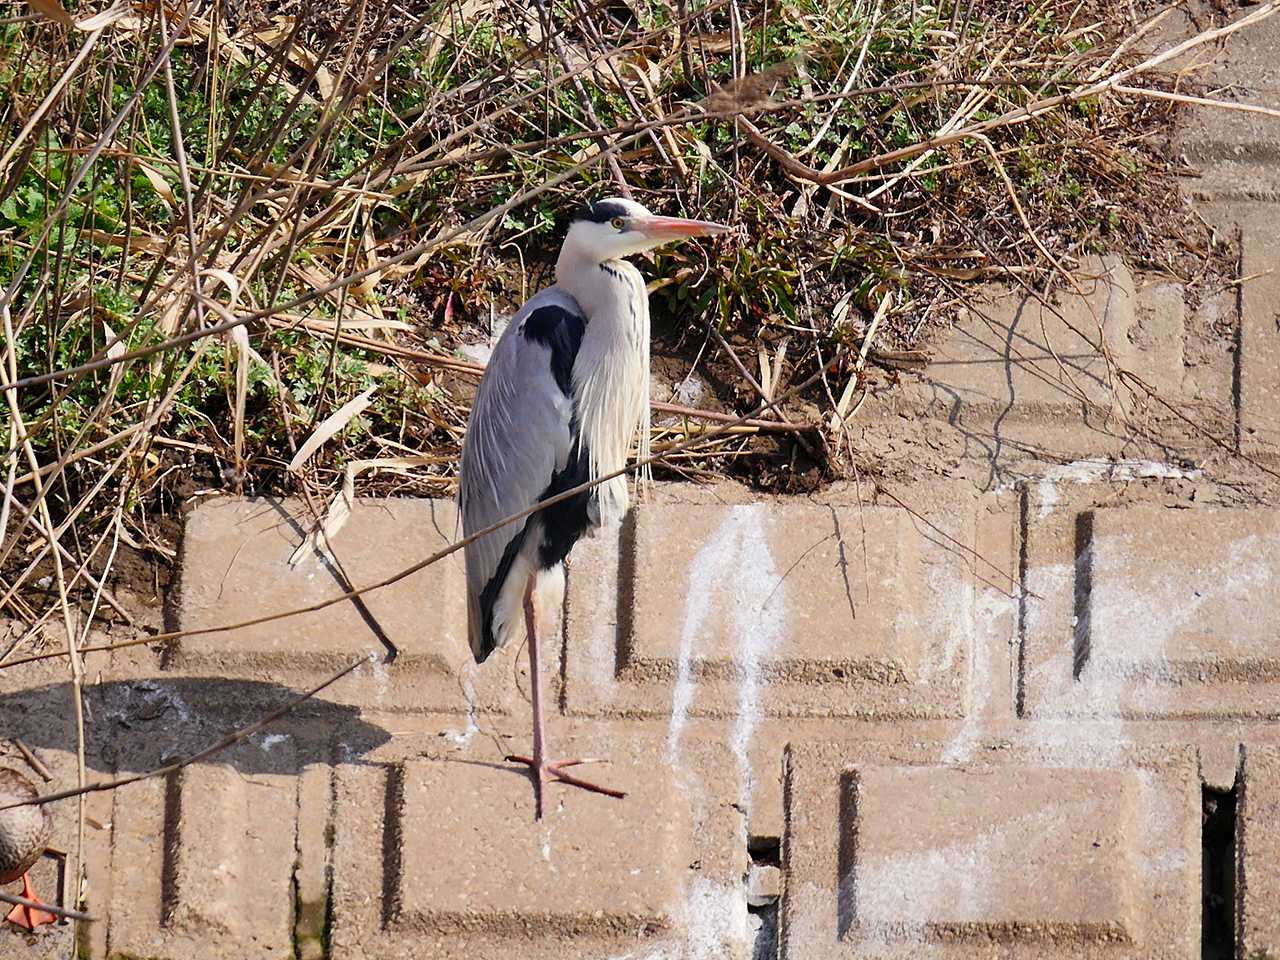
(546, 760, 627, 800)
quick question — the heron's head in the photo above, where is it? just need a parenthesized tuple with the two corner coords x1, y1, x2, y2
(561, 197, 730, 264)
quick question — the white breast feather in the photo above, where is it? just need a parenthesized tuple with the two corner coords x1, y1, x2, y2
(571, 260, 651, 527)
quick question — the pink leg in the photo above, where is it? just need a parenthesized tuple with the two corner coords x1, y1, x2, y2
(525, 572, 550, 816)
(506, 573, 625, 819)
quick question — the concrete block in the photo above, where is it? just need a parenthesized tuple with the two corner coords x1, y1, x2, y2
(851, 765, 1138, 936)
(905, 256, 1136, 410)
(1088, 507, 1280, 666)
(1021, 483, 1280, 718)
(627, 504, 925, 683)
(781, 742, 1199, 958)
(330, 735, 747, 959)
(881, 256, 1174, 468)
(106, 746, 298, 959)
(397, 755, 680, 933)
(564, 498, 984, 721)
(172, 497, 516, 714)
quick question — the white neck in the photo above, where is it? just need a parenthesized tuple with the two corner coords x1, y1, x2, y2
(555, 254, 652, 525)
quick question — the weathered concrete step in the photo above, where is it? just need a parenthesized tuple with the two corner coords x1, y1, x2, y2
(173, 497, 522, 715)
(82, 730, 1280, 960)
(177, 488, 1280, 725)
(1021, 484, 1280, 719)
(782, 741, 1201, 958)
(106, 744, 298, 959)
(145, 483, 1280, 959)
(328, 734, 743, 959)
(858, 252, 1239, 482)
(564, 494, 987, 722)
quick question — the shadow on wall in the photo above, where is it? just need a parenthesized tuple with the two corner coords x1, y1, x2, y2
(909, 257, 1188, 490)
(0, 677, 392, 777)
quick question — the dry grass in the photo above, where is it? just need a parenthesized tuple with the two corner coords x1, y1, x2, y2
(0, 0, 1272, 931)
(0, 0, 1251, 649)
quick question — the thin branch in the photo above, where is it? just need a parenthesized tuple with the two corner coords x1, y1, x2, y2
(0, 889, 95, 923)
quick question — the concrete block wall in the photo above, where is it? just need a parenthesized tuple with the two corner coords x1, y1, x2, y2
(5, 4, 1280, 958)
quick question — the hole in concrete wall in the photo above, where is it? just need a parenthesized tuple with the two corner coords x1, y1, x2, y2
(1202, 782, 1238, 960)
(748, 835, 781, 867)
(748, 836, 781, 960)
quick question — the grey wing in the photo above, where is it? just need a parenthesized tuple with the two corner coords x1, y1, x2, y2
(457, 287, 584, 661)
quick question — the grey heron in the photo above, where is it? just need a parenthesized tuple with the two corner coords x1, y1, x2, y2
(458, 197, 729, 819)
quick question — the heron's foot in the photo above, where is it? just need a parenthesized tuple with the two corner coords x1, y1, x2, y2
(505, 755, 627, 819)
(6, 874, 57, 930)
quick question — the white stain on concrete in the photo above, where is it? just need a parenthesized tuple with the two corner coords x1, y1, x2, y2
(1026, 459, 1202, 519)
(728, 508, 786, 808)
(609, 878, 748, 960)
(918, 563, 975, 682)
(445, 666, 480, 747)
(1019, 561, 1132, 766)
(1088, 530, 1278, 657)
(371, 654, 389, 704)
(665, 505, 787, 812)
(354, 650, 391, 706)
(847, 793, 1104, 946)
(941, 586, 1016, 765)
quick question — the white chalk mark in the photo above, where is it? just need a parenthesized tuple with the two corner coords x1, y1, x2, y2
(1026, 459, 1203, 519)
(608, 878, 748, 960)
(941, 586, 1014, 765)
(728, 507, 786, 811)
(665, 505, 788, 816)
(445, 666, 480, 747)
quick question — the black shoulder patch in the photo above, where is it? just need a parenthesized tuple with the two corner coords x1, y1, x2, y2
(522, 304, 585, 396)
(572, 199, 632, 224)
(537, 434, 593, 570)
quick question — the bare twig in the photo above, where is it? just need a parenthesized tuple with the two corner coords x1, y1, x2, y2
(0, 889, 95, 923)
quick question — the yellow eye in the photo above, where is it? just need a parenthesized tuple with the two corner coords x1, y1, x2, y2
(610, 217, 625, 230)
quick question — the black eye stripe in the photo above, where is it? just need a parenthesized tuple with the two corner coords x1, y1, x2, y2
(571, 200, 633, 224)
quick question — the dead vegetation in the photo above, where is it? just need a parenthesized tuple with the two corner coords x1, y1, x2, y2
(0, 0, 1256, 664)
(0, 0, 1276, 937)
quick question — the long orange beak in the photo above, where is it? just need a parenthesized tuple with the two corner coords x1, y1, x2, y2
(635, 216, 731, 241)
